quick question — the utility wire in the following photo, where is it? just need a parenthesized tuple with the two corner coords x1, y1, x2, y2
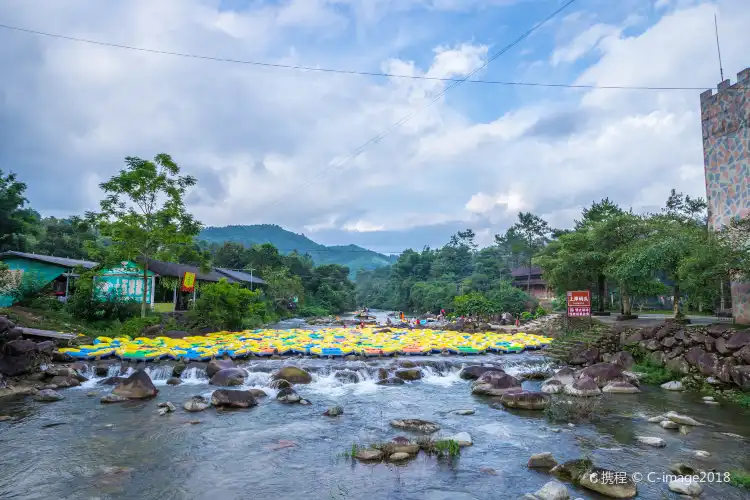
(264, 0, 578, 209)
(0, 20, 715, 91)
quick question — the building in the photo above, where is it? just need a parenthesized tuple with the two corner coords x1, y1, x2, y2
(701, 67, 750, 323)
(0, 251, 98, 307)
(511, 266, 553, 299)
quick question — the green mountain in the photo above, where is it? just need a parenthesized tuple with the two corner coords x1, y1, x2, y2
(199, 224, 397, 277)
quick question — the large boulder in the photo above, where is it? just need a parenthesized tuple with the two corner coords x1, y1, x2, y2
(602, 381, 640, 394)
(731, 366, 750, 390)
(551, 367, 576, 386)
(0, 339, 42, 376)
(394, 368, 422, 381)
(49, 375, 81, 388)
(500, 391, 550, 410)
(528, 452, 558, 470)
(726, 330, 750, 351)
(530, 481, 570, 500)
(209, 368, 246, 387)
(736, 345, 750, 365)
(665, 356, 690, 375)
(684, 346, 705, 366)
(696, 352, 720, 377)
(471, 371, 521, 396)
(376, 377, 405, 386)
(607, 351, 635, 370)
(111, 370, 158, 399)
(276, 387, 303, 404)
(570, 347, 599, 366)
(184, 395, 209, 412)
(714, 337, 730, 355)
(541, 379, 563, 394)
(272, 366, 312, 384)
(211, 389, 257, 408)
(4, 339, 37, 356)
(459, 365, 501, 380)
(565, 376, 601, 397)
(206, 359, 234, 378)
(578, 363, 627, 387)
(579, 467, 637, 498)
(34, 389, 64, 402)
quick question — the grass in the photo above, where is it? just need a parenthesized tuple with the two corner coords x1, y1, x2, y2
(544, 395, 607, 424)
(730, 470, 750, 489)
(1, 305, 122, 339)
(430, 439, 461, 458)
(630, 359, 680, 385)
(341, 438, 462, 462)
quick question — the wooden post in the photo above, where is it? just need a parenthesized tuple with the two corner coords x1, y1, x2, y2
(172, 284, 178, 311)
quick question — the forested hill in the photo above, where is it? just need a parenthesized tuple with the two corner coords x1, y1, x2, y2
(199, 224, 396, 276)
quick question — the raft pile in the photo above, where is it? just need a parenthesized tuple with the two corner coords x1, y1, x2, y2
(58, 328, 552, 361)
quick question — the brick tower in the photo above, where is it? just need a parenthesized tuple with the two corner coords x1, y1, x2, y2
(701, 67, 750, 324)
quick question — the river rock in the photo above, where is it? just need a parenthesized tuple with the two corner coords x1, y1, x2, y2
(500, 390, 550, 410)
(387, 443, 420, 455)
(269, 379, 291, 390)
(635, 436, 665, 447)
(389, 452, 410, 461)
(532, 481, 570, 500)
(602, 382, 640, 394)
(34, 389, 63, 402)
(670, 463, 701, 476)
(578, 363, 625, 388)
(101, 394, 128, 404)
(528, 452, 558, 470)
(49, 375, 81, 388)
(394, 368, 422, 381)
(452, 409, 475, 415)
(668, 478, 702, 496)
(647, 415, 666, 423)
(333, 370, 359, 384)
(172, 362, 187, 377)
(660, 420, 679, 429)
(390, 419, 440, 433)
(276, 387, 302, 404)
(471, 371, 521, 396)
(551, 367, 576, 386)
(447, 432, 472, 447)
(692, 450, 710, 458)
(157, 401, 176, 415)
(565, 376, 601, 397)
(184, 395, 209, 412)
(354, 448, 383, 461)
(665, 411, 702, 426)
(211, 389, 257, 408)
(665, 356, 690, 375)
(323, 405, 344, 417)
(607, 351, 635, 370)
(696, 352, 720, 377)
(376, 377, 405, 385)
(111, 370, 158, 399)
(541, 379, 563, 394)
(730, 365, 750, 389)
(94, 363, 110, 377)
(209, 368, 246, 387)
(660, 381, 684, 391)
(166, 377, 182, 386)
(272, 366, 312, 384)
(206, 359, 234, 378)
(725, 330, 750, 350)
(459, 365, 501, 380)
(579, 467, 637, 498)
(247, 389, 267, 398)
(550, 459, 593, 482)
(100, 376, 127, 386)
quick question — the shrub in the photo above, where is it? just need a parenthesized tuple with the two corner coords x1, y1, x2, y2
(66, 274, 140, 322)
(7, 271, 49, 305)
(118, 316, 161, 338)
(28, 295, 65, 311)
(534, 305, 547, 318)
(296, 305, 331, 318)
(520, 311, 533, 321)
(631, 360, 679, 385)
(190, 279, 266, 331)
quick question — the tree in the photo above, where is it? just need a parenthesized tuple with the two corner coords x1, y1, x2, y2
(0, 170, 38, 252)
(507, 212, 552, 293)
(191, 279, 265, 330)
(87, 154, 202, 317)
(32, 216, 97, 260)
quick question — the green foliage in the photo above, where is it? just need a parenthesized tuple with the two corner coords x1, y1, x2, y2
(729, 470, 750, 490)
(0, 170, 39, 252)
(31, 216, 97, 260)
(87, 154, 202, 317)
(296, 305, 330, 318)
(520, 311, 533, 321)
(534, 305, 547, 318)
(631, 360, 679, 385)
(454, 292, 492, 317)
(118, 316, 161, 338)
(199, 224, 395, 278)
(6, 271, 49, 305)
(190, 278, 265, 331)
(431, 439, 461, 458)
(66, 271, 140, 322)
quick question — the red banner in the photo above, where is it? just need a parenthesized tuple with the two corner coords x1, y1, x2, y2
(566, 290, 591, 317)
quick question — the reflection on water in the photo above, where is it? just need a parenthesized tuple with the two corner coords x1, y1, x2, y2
(0, 354, 749, 500)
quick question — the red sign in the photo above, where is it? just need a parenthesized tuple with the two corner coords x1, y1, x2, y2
(566, 290, 591, 317)
(181, 272, 196, 293)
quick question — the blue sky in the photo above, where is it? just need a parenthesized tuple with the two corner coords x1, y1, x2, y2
(1, 0, 749, 253)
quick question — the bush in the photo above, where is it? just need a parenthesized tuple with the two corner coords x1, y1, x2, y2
(297, 305, 331, 318)
(118, 316, 161, 338)
(190, 279, 266, 331)
(28, 295, 65, 311)
(631, 360, 679, 385)
(534, 305, 547, 318)
(66, 274, 140, 322)
(520, 311, 533, 321)
(7, 271, 49, 305)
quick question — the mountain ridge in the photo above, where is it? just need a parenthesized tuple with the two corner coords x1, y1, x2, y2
(199, 224, 397, 277)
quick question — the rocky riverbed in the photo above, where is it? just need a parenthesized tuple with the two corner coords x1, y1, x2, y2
(1, 349, 749, 499)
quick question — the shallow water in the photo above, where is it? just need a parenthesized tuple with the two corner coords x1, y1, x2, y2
(1, 354, 749, 500)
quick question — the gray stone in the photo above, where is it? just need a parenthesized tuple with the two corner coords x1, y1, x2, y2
(390, 419, 440, 433)
(528, 452, 558, 470)
(533, 481, 570, 500)
(354, 448, 383, 461)
(389, 452, 410, 461)
(565, 376, 601, 397)
(183, 396, 209, 412)
(579, 467, 637, 498)
(665, 411, 702, 426)
(447, 432, 472, 447)
(635, 436, 666, 447)
(34, 389, 63, 402)
(661, 381, 684, 391)
(660, 420, 679, 429)
(602, 382, 640, 394)
(668, 478, 703, 496)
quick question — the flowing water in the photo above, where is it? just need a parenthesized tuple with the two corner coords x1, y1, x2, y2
(1, 353, 749, 500)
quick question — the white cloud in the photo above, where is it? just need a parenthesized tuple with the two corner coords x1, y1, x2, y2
(1, 0, 749, 251)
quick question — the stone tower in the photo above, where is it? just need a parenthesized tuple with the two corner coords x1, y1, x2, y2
(701, 67, 750, 324)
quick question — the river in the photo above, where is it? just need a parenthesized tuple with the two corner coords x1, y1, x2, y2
(1, 352, 749, 499)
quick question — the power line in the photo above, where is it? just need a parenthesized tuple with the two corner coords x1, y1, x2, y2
(264, 0, 578, 209)
(0, 21, 714, 91)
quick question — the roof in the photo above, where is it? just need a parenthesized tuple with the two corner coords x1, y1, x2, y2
(144, 259, 231, 282)
(0, 251, 98, 269)
(511, 278, 548, 287)
(216, 268, 266, 285)
(511, 266, 544, 278)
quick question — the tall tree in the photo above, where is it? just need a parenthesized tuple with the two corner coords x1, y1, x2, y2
(508, 212, 552, 293)
(32, 216, 97, 260)
(87, 154, 202, 317)
(0, 170, 39, 252)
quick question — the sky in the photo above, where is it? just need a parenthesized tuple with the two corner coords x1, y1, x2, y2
(1, 0, 749, 254)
